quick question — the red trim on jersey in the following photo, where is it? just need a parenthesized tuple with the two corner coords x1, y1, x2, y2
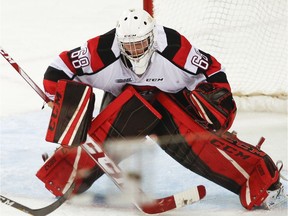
(206, 55, 222, 77)
(87, 37, 105, 72)
(172, 35, 192, 67)
(59, 51, 77, 74)
(43, 79, 57, 95)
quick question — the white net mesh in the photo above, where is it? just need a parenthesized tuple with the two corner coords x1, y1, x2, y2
(152, 0, 287, 112)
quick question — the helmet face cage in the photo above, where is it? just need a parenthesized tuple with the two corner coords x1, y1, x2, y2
(116, 9, 156, 75)
(118, 31, 154, 62)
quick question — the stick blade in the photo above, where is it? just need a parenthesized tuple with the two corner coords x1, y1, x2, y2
(140, 185, 206, 214)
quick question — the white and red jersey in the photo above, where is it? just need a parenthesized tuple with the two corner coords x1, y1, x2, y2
(44, 25, 229, 100)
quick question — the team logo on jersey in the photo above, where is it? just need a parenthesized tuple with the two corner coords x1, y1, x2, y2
(146, 78, 164, 82)
(115, 78, 133, 83)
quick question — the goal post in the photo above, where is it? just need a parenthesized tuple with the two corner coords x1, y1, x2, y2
(143, 0, 287, 113)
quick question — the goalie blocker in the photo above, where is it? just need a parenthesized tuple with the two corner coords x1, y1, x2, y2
(45, 79, 95, 146)
(36, 81, 280, 210)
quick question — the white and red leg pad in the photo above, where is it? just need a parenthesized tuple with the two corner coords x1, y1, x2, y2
(36, 145, 96, 196)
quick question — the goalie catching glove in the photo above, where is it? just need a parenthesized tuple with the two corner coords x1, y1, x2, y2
(188, 82, 236, 131)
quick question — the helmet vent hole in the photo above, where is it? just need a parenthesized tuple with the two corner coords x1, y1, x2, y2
(144, 21, 147, 25)
(124, 17, 128, 21)
(134, 16, 138, 19)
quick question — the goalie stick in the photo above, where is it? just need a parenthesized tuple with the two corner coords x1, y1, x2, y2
(0, 47, 206, 214)
(0, 47, 50, 103)
(0, 183, 75, 216)
(82, 135, 206, 214)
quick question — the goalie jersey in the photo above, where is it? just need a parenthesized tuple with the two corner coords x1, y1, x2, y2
(43, 25, 230, 100)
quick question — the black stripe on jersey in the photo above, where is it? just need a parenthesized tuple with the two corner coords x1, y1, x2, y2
(206, 71, 228, 83)
(68, 47, 84, 75)
(158, 27, 197, 76)
(161, 27, 181, 60)
(97, 28, 118, 66)
(44, 66, 72, 82)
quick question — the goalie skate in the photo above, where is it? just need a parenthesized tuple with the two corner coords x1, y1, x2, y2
(261, 183, 287, 209)
(261, 161, 288, 209)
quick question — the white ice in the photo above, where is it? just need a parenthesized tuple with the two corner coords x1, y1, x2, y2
(0, 0, 287, 215)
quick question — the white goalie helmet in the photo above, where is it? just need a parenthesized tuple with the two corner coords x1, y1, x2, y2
(116, 9, 156, 75)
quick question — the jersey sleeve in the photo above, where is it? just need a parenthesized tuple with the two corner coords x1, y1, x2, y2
(194, 49, 231, 91)
(43, 29, 118, 100)
(157, 26, 232, 91)
(43, 43, 93, 100)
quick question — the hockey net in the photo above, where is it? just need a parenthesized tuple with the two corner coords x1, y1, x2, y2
(144, 0, 287, 112)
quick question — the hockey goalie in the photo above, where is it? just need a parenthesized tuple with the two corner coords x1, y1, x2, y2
(36, 9, 286, 210)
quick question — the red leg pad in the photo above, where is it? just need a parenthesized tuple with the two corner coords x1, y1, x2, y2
(239, 159, 279, 209)
(36, 146, 96, 196)
(89, 85, 162, 144)
(155, 92, 279, 209)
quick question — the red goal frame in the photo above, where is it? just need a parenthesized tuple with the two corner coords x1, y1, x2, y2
(143, 0, 153, 16)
